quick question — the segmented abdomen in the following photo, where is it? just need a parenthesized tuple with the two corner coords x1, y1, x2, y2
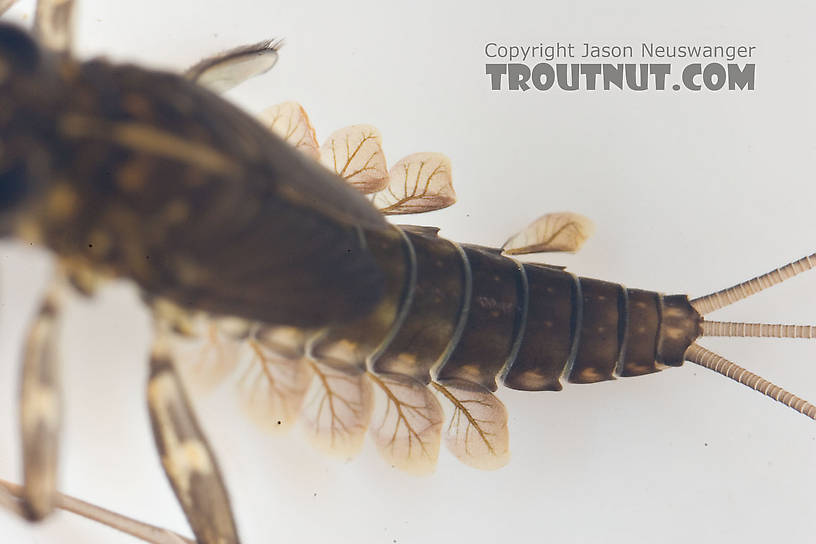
(309, 224, 703, 392)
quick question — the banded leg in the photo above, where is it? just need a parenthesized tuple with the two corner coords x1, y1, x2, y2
(19, 272, 65, 520)
(147, 332, 241, 544)
(33, 0, 75, 52)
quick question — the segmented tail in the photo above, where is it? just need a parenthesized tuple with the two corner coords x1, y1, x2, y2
(686, 252, 816, 420)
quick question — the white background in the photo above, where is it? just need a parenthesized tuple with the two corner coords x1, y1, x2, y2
(1, 0, 816, 543)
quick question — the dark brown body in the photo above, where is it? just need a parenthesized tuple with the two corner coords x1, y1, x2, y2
(0, 29, 703, 395)
(2, 48, 390, 328)
(317, 227, 704, 393)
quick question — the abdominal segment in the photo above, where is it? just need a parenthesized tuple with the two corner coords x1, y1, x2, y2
(186, 224, 700, 470)
(269, 223, 701, 396)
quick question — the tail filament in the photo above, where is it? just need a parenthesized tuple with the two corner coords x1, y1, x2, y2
(690, 253, 816, 315)
(702, 321, 816, 339)
(687, 251, 816, 422)
(685, 343, 816, 421)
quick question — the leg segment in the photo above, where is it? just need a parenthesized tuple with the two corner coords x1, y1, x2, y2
(19, 274, 64, 520)
(147, 331, 241, 544)
(0, 476, 195, 543)
(33, 0, 75, 52)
